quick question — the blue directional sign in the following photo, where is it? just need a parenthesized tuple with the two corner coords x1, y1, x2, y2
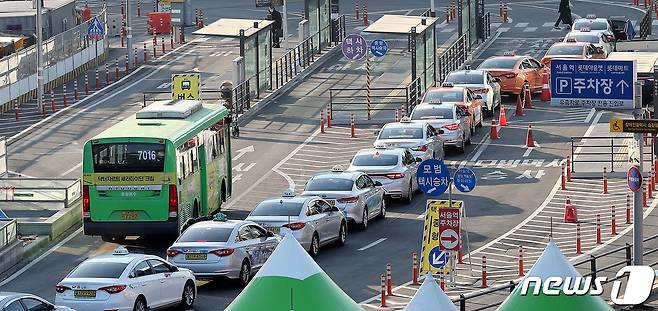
(370, 39, 389, 57)
(428, 246, 448, 269)
(550, 59, 636, 109)
(628, 166, 642, 192)
(454, 167, 477, 193)
(416, 159, 451, 197)
(87, 16, 105, 36)
(341, 34, 368, 61)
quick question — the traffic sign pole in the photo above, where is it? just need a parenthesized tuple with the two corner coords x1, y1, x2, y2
(633, 81, 644, 265)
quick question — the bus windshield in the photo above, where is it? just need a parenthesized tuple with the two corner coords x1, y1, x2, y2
(92, 142, 165, 173)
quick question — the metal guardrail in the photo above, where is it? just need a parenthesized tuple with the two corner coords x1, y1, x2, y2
(0, 219, 17, 250)
(273, 37, 315, 90)
(454, 233, 658, 310)
(570, 136, 654, 172)
(437, 12, 493, 83)
(639, 8, 653, 39)
(0, 178, 81, 208)
(328, 76, 423, 121)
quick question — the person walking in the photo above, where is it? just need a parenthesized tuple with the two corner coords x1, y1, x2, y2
(269, 6, 283, 48)
(554, 0, 573, 29)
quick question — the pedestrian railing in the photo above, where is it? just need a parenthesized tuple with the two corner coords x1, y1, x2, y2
(0, 178, 80, 208)
(639, 8, 653, 39)
(328, 76, 423, 122)
(570, 136, 654, 173)
(232, 80, 251, 118)
(453, 233, 658, 310)
(0, 219, 17, 250)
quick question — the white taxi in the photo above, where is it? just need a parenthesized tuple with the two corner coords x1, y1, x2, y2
(55, 246, 196, 311)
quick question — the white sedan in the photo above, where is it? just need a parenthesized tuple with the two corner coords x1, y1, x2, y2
(55, 246, 196, 311)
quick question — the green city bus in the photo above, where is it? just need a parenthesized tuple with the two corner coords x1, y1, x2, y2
(82, 99, 232, 241)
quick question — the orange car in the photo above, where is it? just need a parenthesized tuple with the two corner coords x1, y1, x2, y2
(476, 54, 544, 96)
(540, 40, 606, 70)
(420, 83, 484, 130)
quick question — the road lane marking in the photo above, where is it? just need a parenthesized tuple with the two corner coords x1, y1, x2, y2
(60, 162, 83, 177)
(0, 227, 83, 287)
(357, 238, 387, 251)
(523, 147, 534, 157)
(584, 108, 596, 123)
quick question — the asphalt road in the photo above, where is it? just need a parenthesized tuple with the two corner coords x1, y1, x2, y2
(0, 0, 649, 310)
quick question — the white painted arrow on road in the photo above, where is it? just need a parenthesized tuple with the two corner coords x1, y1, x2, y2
(232, 145, 254, 161)
(233, 162, 256, 172)
(232, 174, 243, 183)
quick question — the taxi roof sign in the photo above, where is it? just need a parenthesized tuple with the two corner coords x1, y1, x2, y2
(441, 82, 454, 88)
(172, 73, 200, 100)
(282, 189, 296, 197)
(113, 246, 130, 255)
(331, 165, 345, 172)
(400, 116, 412, 123)
(213, 212, 228, 221)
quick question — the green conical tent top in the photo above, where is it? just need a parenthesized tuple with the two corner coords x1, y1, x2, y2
(225, 232, 363, 311)
(404, 273, 457, 311)
(497, 240, 614, 311)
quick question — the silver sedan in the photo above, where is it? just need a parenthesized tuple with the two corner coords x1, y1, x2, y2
(347, 147, 420, 203)
(410, 103, 472, 153)
(1, 292, 74, 311)
(166, 215, 280, 286)
(301, 167, 385, 230)
(246, 190, 347, 257)
(374, 118, 445, 162)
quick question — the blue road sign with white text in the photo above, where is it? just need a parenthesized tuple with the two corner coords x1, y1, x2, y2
(428, 246, 448, 268)
(454, 167, 476, 193)
(416, 159, 451, 196)
(550, 59, 636, 109)
(87, 16, 105, 36)
(370, 39, 388, 57)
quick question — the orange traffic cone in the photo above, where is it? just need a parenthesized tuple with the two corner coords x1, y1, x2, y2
(524, 87, 534, 109)
(540, 72, 551, 101)
(515, 94, 524, 116)
(564, 196, 578, 223)
(499, 105, 508, 126)
(525, 124, 535, 147)
(490, 119, 500, 140)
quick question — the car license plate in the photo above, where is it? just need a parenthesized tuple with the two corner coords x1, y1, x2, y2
(266, 227, 281, 234)
(326, 200, 336, 206)
(185, 253, 207, 260)
(120, 211, 139, 220)
(74, 290, 96, 298)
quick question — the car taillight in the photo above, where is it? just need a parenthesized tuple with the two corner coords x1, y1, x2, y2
(472, 88, 489, 93)
(166, 248, 181, 257)
(442, 123, 460, 131)
(211, 248, 235, 257)
(413, 145, 429, 152)
(82, 185, 90, 218)
(169, 185, 178, 218)
(504, 73, 517, 78)
(385, 173, 405, 179)
(283, 222, 306, 230)
(99, 285, 127, 294)
(55, 285, 71, 293)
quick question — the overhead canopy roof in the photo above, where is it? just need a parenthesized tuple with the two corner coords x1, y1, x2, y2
(363, 15, 438, 34)
(193, 18, 274, 38)
(607, 52, 658, 74)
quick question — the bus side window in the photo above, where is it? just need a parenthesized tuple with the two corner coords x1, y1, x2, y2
(219, 129, 225, 155)
(177, 152, 186, 180)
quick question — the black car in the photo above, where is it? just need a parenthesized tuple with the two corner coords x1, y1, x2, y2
(609, 16, 632, 41)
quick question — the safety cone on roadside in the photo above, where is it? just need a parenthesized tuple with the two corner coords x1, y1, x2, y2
(524, 87, 535, 109)
(498, 104, 508, 126)
(564, 196, 578, 223)
(525, 124, 535, 147)
(490, 119, 500, 140)
(515, 94, 524, 116)
(540, 72, 551, 101)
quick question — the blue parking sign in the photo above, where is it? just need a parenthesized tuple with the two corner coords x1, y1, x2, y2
(550, 59, 636, 109)
(416, 159, 451, 197)
(370, 39, 388, 57)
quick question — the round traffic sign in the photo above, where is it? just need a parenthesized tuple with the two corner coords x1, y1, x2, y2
(341, 34, 368, 61)
(628, 166, 642, 192)
(370, 39, 389, 57)
(453, 167, 477, 193)
(428, 246, 447, 269)
(440, 228, 459, 250)
(416, 159, 451, 197)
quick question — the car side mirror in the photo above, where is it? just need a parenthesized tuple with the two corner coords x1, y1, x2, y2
(374, 181, 383, 186)
(129, 272, 137, 278)
(331, 206, 340, 212)
(475, 94, 483, 99)
(438, 129, 445, 134)
(169, 265, 179, 272)
(415, 157, 423, 163)
(492, 77, 501, 83)
(47, 304, 56, 311)
(266, 231, 275, 237)
(539, 63, 545, 68)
